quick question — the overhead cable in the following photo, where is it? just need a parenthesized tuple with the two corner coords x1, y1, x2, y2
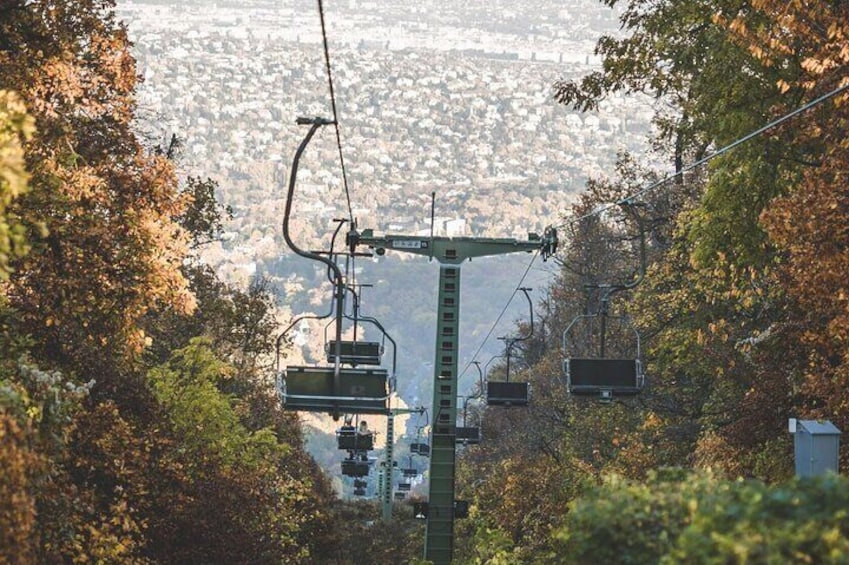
(562, 80, 849, 227)
(317, 0, 355, 224)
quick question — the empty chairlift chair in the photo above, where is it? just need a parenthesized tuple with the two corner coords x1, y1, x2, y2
(562, 311, 645, 400)
(486, 288, 533, 407)
(280, 365, 390, 414)
(455, 426, 481, 445)
(402, 455, 418, 478)
(341, 459, 371, 477)
(326, 340, 384, 366)
(562, 201, 649, 400)
(486, 381, 529, 406)
(410, 441, 430, 457)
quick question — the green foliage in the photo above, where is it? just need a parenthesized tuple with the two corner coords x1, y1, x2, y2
(554, 470, 849, 564)
(148, 338, 284, 470)
(308, 500, 425, 564)
(0, 90, 34, 280)
(178, 176, 233, 249)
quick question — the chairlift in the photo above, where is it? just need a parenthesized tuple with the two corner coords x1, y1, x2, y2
(455, 426, 480, 445)
(398, 482, 411, 492)
(485, 288, 533, 407)
(280, 366, 389, 414)
(394, 492, 407, 500)
(401, 454, 418, 477)
(457, 376, 483, 445)
(353, 487, 367, 496)
(562, 201, 647, 400)
(276, 117, 394, 418)
(341, 458, 371, 477)
(336, 417, 375, 451)
(324, 282, 393, 367)
(410, 442, 430, 457)
(410, 416, 430, 457)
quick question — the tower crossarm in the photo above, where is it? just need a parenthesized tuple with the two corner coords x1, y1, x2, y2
(348, 227, 557, 265)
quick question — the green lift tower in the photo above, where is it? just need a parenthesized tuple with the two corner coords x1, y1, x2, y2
(349, 227, 557, 564)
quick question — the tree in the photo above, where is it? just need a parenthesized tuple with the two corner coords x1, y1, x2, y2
(1, 0, 194, 378)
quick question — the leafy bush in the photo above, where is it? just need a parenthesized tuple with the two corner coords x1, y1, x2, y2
(553, 469, 849, 564)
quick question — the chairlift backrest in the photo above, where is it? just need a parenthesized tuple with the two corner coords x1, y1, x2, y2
(341, 459, 371, 477)
(281, 366, 389, 415)
(455, 426, 480, 444)
(565, 358, 644, 396)
(562, 312, 645, 398)
(337, 427, 375, 451)
(411, 442, 430, 456)
(326, 340, 384, 365)
(486, 381, 529, 406)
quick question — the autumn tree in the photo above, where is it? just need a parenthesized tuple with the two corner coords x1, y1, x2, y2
(0, 2, 344, 562)
(724, 0, 849, 467)
(550, 0, 849, 478)
(0, 0, 194, 379)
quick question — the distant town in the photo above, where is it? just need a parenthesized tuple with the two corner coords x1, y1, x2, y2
(119, 0, 657, 285)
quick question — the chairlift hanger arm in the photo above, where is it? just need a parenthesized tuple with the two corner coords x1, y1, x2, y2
(585, 202, 647, 300)
(282, 117, 347, 418)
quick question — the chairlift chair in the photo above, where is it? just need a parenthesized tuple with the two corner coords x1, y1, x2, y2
(276, 118, 394, 418)
(410, 420, 430, 457)
(336, 423, 375, 451)
(280, 366, 389, 414)
(325, 339, 384, 366)
(563, 314, 645, 399)
(561, 201, 649, 400)
(485, 288, 533, 407)
(394, 492, 407, 500)
(410, 442, 430, 457)
(486, 381, 530, 406)
(398, 482, 411, 492)
(455, 426, 481, 445)
(341, 459, 371, 477)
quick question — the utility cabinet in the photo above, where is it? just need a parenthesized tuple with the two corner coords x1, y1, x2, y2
(789, 419, 841, 477)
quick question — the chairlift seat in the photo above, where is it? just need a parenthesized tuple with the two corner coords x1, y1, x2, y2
(455, 426, 481, 445)
(486, 381, 530, 406)
(337, 428, 375, 451)
(564, 358, 644, 396)
(394, 492, 407, 500)
(282, 366, 389, 414)
(398, 482, 411, 491)
(410, 442, 430, 456)
(341, 459, 371, 477)
(353, 487, 367, 496)
(402, 467, 418, 478)
(326, 340, 383, 365)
